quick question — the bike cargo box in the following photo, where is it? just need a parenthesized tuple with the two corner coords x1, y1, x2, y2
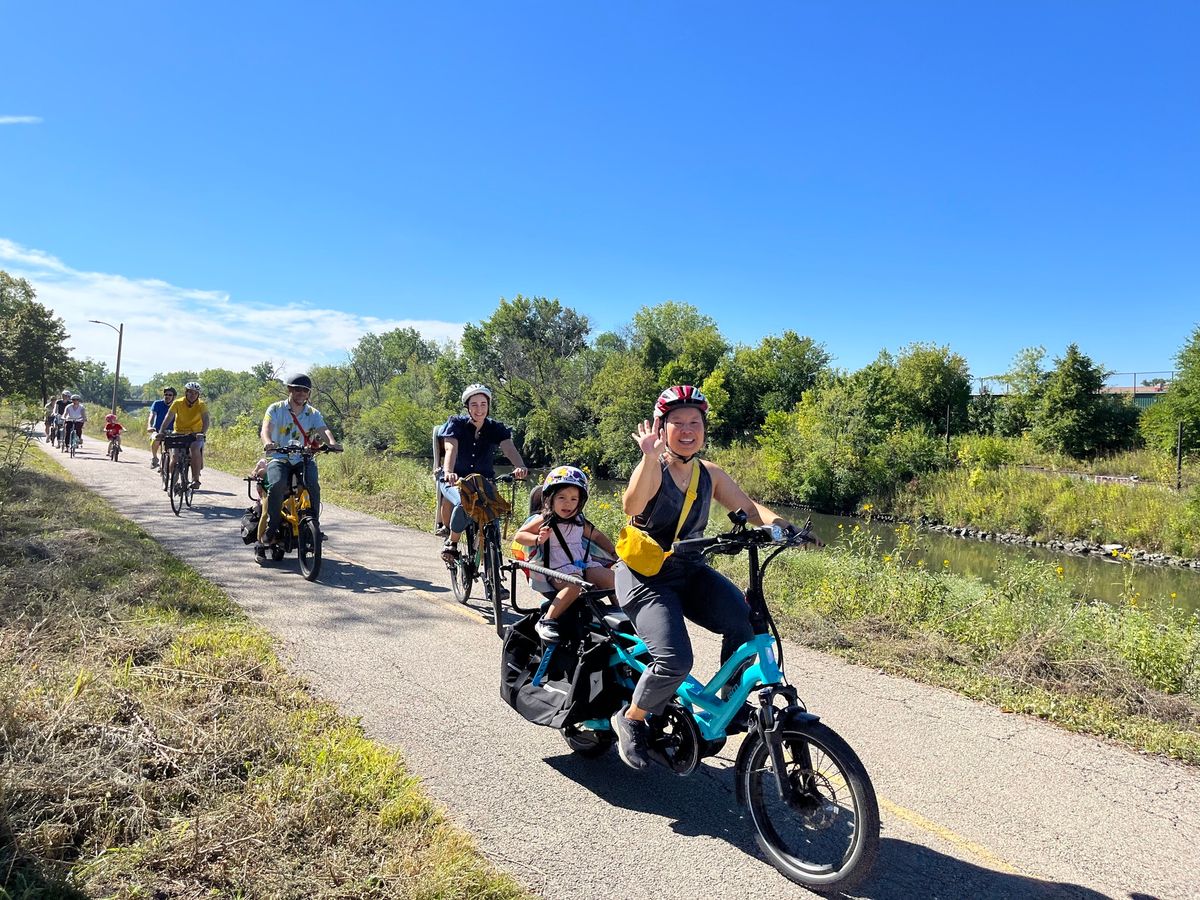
(500, 611, 623, 729)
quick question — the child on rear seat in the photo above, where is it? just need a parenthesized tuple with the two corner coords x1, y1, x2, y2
(512, 466, 616, 642)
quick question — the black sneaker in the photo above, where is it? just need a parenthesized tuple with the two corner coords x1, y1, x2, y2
(534, 616, 561, 642)
(610, 705, 651, 771)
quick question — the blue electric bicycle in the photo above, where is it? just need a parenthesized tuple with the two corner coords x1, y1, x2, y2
(503, 511, 880, 893)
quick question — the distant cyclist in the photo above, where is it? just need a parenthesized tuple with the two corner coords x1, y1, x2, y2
(45, 389, 70, 441)
(160, 381, 209, 489)
(437, 383, 528, 563)
(104, 413, 124, 454)
(146, 386, 177, 469)
(61, 394, 87, 448)
(259, 374, 341, 545)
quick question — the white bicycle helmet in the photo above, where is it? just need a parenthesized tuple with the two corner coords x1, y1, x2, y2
(461, 383, 493, 407)
(184, 381, 201, 393)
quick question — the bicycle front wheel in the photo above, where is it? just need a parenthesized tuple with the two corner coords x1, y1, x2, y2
(169, 462, 185, 515)
(298, 517, 322, 581)
(483, 524, 505, 635)
(740, 720, 879, 894)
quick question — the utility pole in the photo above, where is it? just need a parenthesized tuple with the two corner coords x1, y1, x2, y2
(1178, 421, 1185, 491)
(89, 320, 124, 414)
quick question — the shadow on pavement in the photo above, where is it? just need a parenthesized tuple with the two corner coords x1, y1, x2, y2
(546, 754, 1111, 900)
(307, 556, 452, 597)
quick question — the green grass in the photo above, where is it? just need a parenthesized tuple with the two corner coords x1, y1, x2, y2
(0, 444, 531, 899)
(711, 523, 1200, 762)
(886, 465, 1200, 557)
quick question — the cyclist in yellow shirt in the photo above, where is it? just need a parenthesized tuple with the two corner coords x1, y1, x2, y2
(160, 381, 211, 489)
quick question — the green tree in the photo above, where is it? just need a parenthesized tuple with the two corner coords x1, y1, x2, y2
(894, 342, 971, 434)
(459, 295, 592, 464)
(75, 359, 133, 406)
(1141, 325, 1200, 455)
(0, 271, 77, 402)
(1033, 344, 1138, 457)
(996, 346, 1047, 437)
(350, 327, 438, 405)
(586, 352, 656, 476)
(628, 301, 718, 378)
(705, 331, 830, 441)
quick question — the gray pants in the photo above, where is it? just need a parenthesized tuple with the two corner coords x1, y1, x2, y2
(615, 556, 753, 715)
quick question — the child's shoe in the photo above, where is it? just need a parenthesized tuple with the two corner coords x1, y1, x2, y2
(534, 616, 561, 642)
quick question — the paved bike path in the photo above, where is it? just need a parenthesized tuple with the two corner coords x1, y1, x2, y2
(38, 435, 1200, 900)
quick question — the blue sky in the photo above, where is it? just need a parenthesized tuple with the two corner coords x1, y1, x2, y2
(1, 2, 1196, 384)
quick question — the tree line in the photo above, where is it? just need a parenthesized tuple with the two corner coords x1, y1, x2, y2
(3, 269, 1198, 511)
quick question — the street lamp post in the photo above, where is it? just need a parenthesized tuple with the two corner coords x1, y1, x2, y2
(89, 319, 124, 415)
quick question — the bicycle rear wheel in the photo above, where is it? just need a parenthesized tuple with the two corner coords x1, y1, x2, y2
(298, 517, 322, 581)
(169, 460, 185, 515)
(739, 720, 879, 894)
(449, 527, 477, 604)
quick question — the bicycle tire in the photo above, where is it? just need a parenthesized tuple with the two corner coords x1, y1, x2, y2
(739, 720, 879, 894)
(183, 476, 194, 507)
(561, 725, 615, 758)
(69, 432, 77, 458)
(169, 461, 185, 515)
(449, 527, 478, 604)
(484, 522, 504, 636)
(298, 517, 322, 581)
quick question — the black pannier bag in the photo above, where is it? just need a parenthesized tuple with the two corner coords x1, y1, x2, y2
(239, 502, 261, 545)
(500, 611, 624, 730)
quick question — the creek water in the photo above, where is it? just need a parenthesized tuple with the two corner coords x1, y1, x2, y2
(583, 478, 1200, 617)
(776, 507, 1200, 617)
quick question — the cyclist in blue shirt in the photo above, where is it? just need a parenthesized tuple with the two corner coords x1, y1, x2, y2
(146, 386, 177, 469)
(438, 383, 527, 562)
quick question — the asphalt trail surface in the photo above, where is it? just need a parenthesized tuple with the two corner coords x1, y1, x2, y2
(37, 435, 1200, 899)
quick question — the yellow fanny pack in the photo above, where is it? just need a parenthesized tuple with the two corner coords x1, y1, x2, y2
(616, 462, 700, 577)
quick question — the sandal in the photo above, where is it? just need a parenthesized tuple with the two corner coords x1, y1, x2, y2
(440, 539, 460, 564)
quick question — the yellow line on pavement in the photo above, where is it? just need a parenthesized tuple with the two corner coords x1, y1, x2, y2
(878, 795, 1021, 874)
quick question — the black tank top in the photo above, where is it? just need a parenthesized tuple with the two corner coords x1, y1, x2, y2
(632, 460, 712, 558)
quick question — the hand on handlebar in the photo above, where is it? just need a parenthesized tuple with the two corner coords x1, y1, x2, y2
(445, 471, 459, 486)
(512, 466, 527, 480)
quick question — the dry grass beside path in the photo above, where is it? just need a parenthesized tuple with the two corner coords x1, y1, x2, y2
(0, 445, 531, 900)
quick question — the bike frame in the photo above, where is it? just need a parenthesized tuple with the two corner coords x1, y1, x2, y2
(568, 521, 809, 749)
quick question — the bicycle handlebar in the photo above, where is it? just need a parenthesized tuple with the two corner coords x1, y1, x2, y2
(263, 444, 344, 456)
(673, 520, 821, 555)
(508, 557, 595, 591)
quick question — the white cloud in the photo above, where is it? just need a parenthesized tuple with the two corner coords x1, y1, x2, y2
(0, 116, 42, 125)
(0, 238, 464, 382)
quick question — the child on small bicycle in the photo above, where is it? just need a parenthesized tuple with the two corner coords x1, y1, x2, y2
(104, 414, 124, 450)
(512, 466, 616, 642)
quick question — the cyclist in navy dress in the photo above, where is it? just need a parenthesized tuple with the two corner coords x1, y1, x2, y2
(438, 383, 527, 562)
(609, 385, 794, 771)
